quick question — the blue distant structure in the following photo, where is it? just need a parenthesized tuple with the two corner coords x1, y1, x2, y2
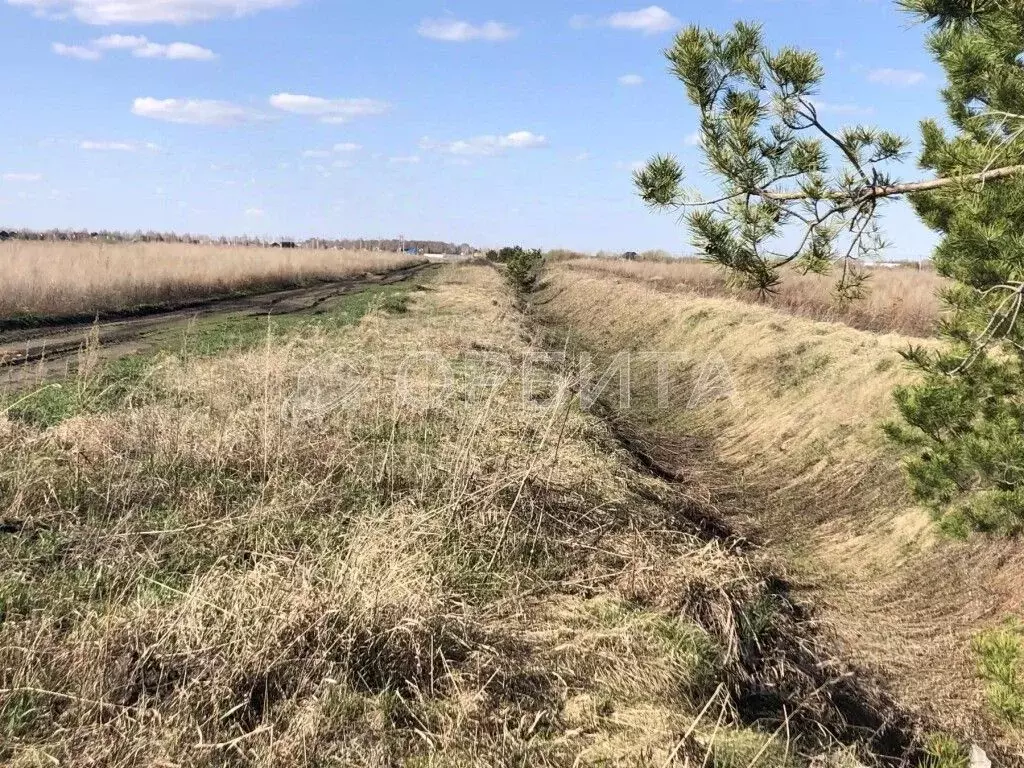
(404, 247, 421, 255)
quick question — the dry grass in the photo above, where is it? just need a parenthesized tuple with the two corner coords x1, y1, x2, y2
(564, 258, 948, 337)
(0, 265, 856, 766)
(0, 241, 421, 320)
(536, 264, 1024, 759)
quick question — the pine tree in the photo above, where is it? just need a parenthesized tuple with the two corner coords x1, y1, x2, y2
(634, 1, 1024, 535)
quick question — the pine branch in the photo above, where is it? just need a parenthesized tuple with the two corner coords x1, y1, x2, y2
(667, 163, 1024, 211)
(756, 163, 1024, 202)
(796, 101, 872, 188)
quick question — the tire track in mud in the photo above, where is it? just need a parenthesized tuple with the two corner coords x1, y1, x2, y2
(0, 262, 437, 390)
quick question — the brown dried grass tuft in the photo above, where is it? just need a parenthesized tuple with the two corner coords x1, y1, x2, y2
(0, 241, 421, 320)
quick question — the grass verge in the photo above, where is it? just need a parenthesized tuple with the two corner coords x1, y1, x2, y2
(0, 265, 909, 766)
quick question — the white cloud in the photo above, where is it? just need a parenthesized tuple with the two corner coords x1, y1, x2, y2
(605, 6, 679, 34)
(618, 74, 644, 86)
(245, 207, 266, 217)
(58, 34, 216, 60)
(52, 42, 101, 60)
(132, 97, 261, 125)
(867, 68, 926, 87)
(573, 151, 591, 161)
(93, 34, 147, 49)
(502, 131, 547, 149)
(420, 131, 548, 157)
(684, 130, 702, 146)
(417, 18, 517, 42)
(80, 139, 161, 151)
(389, 155, 421, 165)
(2, 173, 43, 182)
(9, 0, 300, 25)
(269, 93, 390, 124)
(615, 160, 647, 173)
(133, 41, 216, 60)
(302, 142, 362, 159)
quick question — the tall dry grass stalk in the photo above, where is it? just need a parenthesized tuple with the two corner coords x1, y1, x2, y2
(565, 258, 948, 337)
(0, 241, 421, 320)
(0, 266, 824, 766)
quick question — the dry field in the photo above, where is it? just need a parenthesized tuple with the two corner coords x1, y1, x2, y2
(0, 266, 891, 766)
(535, 264, 1024, 760)
(0, 241, 421, 321)
(564, 258, 948, 337)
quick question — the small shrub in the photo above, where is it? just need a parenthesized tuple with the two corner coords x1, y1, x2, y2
(490, 245, 544, 293)
(378, 292, 410, 314)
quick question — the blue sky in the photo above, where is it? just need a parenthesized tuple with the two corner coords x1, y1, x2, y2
(0, 0, 945, 254)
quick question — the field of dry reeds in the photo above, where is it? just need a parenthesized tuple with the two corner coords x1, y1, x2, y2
(0, 241, 421, 321)
(1, 265, 885, 766)
(564, 257, 947, 337)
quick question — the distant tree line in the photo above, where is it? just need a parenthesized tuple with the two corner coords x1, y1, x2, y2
(330, 238, 473, 255)
(0, 228, 474, 254)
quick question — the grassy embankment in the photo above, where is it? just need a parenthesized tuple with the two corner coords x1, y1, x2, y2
(534, 261, 1024, 761)
(0, 241, 421, 326)
(1, 265, 906, 766)
(564, 257, 947, 337)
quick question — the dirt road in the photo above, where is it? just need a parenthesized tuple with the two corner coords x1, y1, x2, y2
(0, 262, 435, 390)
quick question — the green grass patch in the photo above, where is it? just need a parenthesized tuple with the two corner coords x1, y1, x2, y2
(973, 619, 1024, 727)
(585, 595, 722, 693)
(701, 728, 798, 768)
(162, 282, 415, 359)
(921, 733, 969, 768)
(4, 354, 157, 428)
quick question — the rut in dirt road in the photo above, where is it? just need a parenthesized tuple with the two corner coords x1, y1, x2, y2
(0, 262, 436, 389)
